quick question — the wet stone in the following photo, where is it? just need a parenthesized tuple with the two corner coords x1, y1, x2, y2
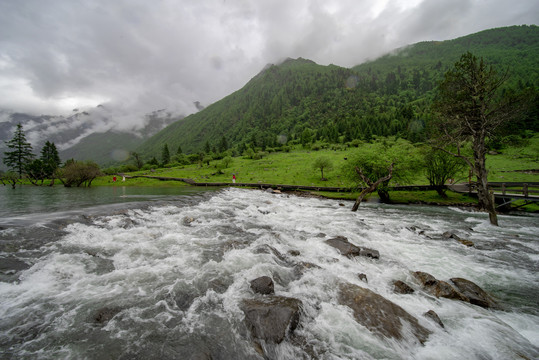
(393, 280, 414, 294)
(358, 273, 368, 283)
(338, 282, 431, 344)
(241, 296, 302, 344)
(93, 307, 122, 325)
(450, 278, 500, 309)
(250, 276, 275, 295)
(414, 271, 468, 301)
(424, 310, 445, 328)
(325, 236, 379, 259)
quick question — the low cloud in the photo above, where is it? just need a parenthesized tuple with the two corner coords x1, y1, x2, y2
(0, 0, 536, 130)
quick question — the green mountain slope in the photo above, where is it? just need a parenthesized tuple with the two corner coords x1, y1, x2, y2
(138, 25, 538, 158)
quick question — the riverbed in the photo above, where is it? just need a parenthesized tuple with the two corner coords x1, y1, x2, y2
(0, 186, 537, 359)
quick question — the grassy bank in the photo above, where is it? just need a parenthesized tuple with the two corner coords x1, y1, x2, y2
(90, 136, 538, 211)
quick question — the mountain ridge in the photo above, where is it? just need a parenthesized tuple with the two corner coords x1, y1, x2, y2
(137, 25, 538, 159)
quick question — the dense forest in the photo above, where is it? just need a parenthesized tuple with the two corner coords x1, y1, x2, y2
(136, 25, 539, 158)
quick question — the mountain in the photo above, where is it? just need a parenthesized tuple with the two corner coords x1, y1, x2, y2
(0, 107, 181, 169)
(138, 25, 539, 158)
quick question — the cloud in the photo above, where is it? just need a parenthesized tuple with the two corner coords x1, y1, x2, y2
(0, 0, 536, 130)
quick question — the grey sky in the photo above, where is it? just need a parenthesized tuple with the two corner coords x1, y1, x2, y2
(0, 0, 537, 130)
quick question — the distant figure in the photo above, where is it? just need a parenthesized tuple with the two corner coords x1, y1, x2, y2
(113, 176, 117, 182)
(122, 176, 126, 182)
(232, 174, 236, 183)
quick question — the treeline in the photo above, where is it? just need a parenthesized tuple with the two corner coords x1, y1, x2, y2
(1, 124, 102, 188)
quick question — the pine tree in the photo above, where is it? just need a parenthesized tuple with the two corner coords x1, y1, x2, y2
(3, 123, 34, 177)
(161, 144, 170, 165)
(40, 141, 61, 178)
(433, 52, 516, 226)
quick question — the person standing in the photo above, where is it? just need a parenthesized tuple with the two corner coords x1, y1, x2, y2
(232, 174, 236, 183)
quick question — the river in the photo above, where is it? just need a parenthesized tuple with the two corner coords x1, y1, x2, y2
(0, 186, 538, 359)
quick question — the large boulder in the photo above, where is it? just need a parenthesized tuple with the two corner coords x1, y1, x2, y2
(338, 283, 431, 344)
(250, 276, 275, 295)
(450, 278, 500, 309)
(241, 296, 302, 344)
(325, 236, 379, 259)
(413, 271, 468, 301)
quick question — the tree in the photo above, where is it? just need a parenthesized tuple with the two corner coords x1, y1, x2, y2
(55, 160, 102, 187)
(0, 172, 20, 189)
(301, 128, 312, 148)
(176, 145, 183, 155)
(40, 141, 61, 178)
(424, 148, 467, 198)
(343, 138, 420, 210)
(312, 156, 333, 180)
(161, 144, 170, 165)
(432, 52, 517, 226)
(3, 123, 34, 177)
(25, 159, 47, 185)
(221, 155, 233, 168)
(130, 152, 144, 170)
(219, 136, 228, 153)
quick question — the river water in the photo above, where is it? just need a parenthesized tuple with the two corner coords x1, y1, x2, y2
(0, 186, 538, 359)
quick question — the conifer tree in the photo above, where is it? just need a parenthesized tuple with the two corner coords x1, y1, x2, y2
(40, 141, 61, 178)
(161, 144, 170, 165)
(3, 123, 34, 177)
(433, 52, 516, 226)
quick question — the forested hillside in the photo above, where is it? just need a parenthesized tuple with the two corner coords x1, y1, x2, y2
(138, 25, 538, 158)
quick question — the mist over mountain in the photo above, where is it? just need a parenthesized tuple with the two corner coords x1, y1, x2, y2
(1, 25, 537, 169)
(137, 25, 538, 159)
(0, 107, 181, 168)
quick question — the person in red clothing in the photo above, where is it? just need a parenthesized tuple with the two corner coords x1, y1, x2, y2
(232, 174, 236, 183)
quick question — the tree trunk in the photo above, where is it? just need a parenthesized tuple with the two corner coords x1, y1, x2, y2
(377, 185, 391, 203)
(473, 136, 498, 226)
(434, 186, 448, 198)
(351, 164, 393, 212)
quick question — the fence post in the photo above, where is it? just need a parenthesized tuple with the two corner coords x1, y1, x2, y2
(502, 183, 506, 195)
(523, 183, 528, 197)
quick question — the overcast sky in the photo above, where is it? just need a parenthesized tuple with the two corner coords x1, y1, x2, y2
(0, 0, 537, 130)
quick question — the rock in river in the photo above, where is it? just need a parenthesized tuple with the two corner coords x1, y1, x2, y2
(325, 236, 380, 259)
(338, 283, 431, 344)
(450, 277, 500, 309)
(413, 271, 468, 301)
(241, 296, 302, 344)
(250, 276, 275, 295)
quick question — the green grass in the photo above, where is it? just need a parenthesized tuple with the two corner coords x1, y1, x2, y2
(89, 137, 538, 211)
(132, 147, 361, 188)
(92, 175, 190, 187)
(487, 134, 539, 182)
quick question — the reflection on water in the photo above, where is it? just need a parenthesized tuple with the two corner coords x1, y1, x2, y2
(0, 185, 218, 226)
